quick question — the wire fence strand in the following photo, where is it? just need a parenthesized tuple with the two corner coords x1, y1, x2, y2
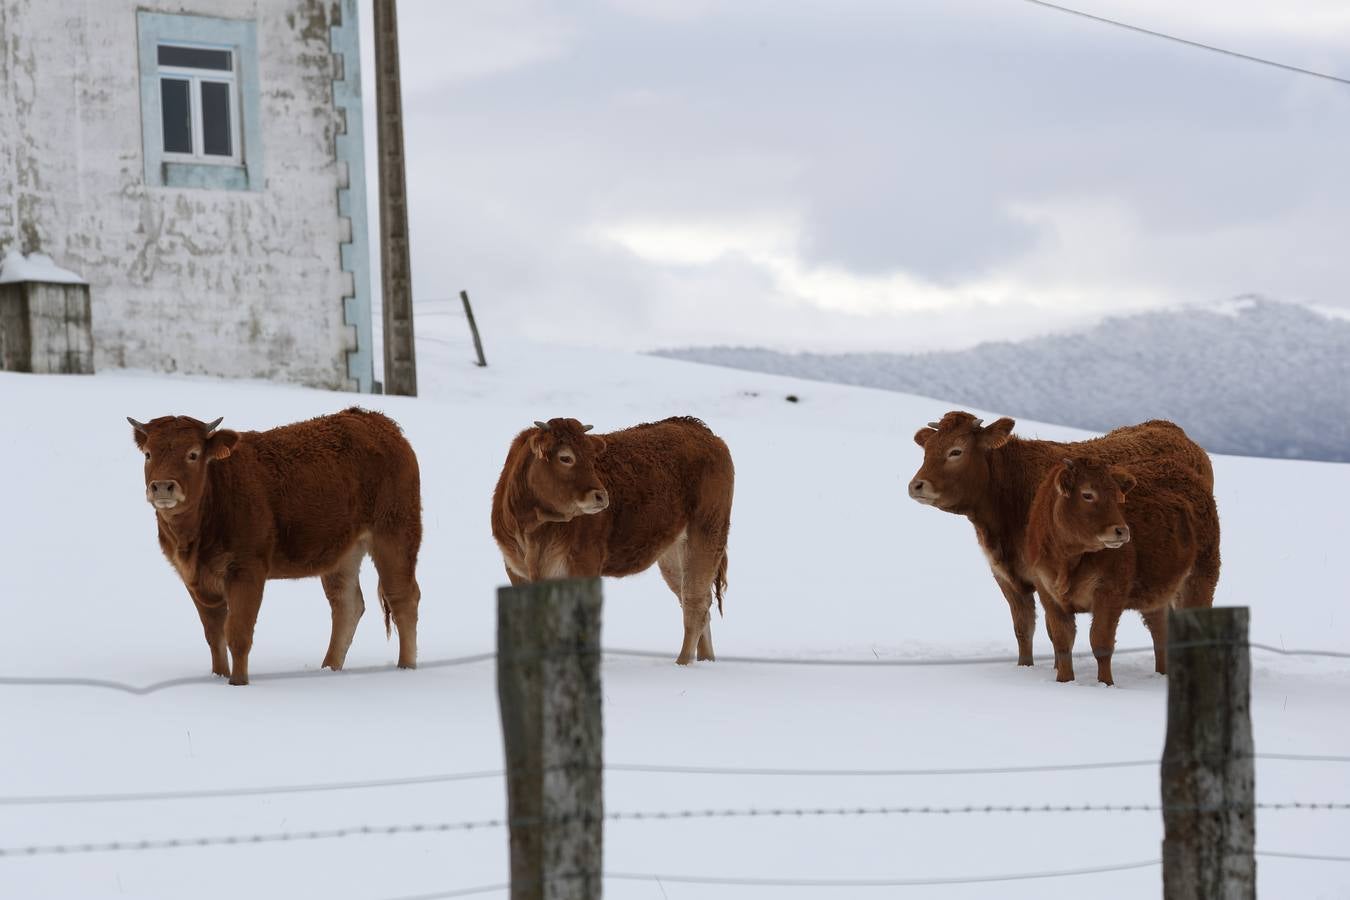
(385, 858, 1166, 898)
(0, 641, 1344, 695)
(3, 752, 1347, 807)
(5, 802, 1348, 858)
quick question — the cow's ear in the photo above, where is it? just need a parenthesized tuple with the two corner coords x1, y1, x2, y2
(914, 428, 935, 447)
(1110, 467, 1136, 496)
(128, 417, 149, 450)
(979, 417, 1015, 449)
(589, 435, 608, 456)
(527, 431, 550, 460)
(206, 429, 239, 461)
(1054, 460, 1076, 497)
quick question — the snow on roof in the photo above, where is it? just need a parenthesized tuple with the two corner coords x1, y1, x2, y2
(0, 250, 87, 285)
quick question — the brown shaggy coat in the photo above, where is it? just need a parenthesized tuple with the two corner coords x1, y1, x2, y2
(491, 416, 734, 665)
(1024, 456, 1220, 684)
(908, 411, 1212, 666)
(128, 409, 422, 685)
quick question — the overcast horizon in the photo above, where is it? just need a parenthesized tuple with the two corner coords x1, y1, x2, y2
(359, 0, 1350, 356)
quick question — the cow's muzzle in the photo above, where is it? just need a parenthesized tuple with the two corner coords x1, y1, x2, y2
(1100, 525, 1130, 549)
(908, 479, 940, 506)
(147, 480, 185, 510)
(579, 489, 609, 514)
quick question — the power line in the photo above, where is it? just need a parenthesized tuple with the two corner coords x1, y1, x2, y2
(1022, 0, 1350, 87)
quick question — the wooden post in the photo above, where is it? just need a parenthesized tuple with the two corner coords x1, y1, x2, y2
(372, 0, 418, 396)
(460, 289, 487, 367)
(1162, 607, 1255, 899)
(497, 578, 603, 900)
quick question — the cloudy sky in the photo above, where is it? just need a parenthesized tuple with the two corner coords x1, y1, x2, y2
(359, 0, 1350, 353)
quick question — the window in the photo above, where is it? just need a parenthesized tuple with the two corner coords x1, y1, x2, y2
(137, 13, 263, 191)
(156, 44, 240, 163)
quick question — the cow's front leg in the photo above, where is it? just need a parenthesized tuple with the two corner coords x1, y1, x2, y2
(189, 588, 229, 677)
(224, 569, 266, 686)
(1039, 597, 1077, 682)
(1089, 602, 1125, 686)
(995, 577, 1037, 666)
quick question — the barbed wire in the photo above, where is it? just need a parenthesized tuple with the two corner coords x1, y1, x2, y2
(1, 640, 1344, 695)
(4, 752, 1346, 807)
(4, 801, 1347, 858)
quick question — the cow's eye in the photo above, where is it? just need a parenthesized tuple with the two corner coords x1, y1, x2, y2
(187, 450, 200, 462)
(144, 451, 151, 461)
(1082, 491, 1095, 502)
(558, 454, 575, 466)
(948, 448, 963, 458)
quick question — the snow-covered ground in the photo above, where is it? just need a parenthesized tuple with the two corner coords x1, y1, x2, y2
(1, 326, 1347, 899)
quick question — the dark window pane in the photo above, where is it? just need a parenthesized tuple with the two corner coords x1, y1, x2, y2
(158, 45, 232, 71)
(201, 81, 233, 156)
(160, 78, 192, 154)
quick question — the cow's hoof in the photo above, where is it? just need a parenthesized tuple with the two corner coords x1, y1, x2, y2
(1055, 673, 1074, 683)
(228, 676, 249, 686)
(398, 662, 417, 670)
(675, 656, 692, 666)
(1017, 657, 1034, 667)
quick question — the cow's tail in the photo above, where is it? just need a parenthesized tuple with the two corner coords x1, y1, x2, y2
(379, 589, 392, 639)
(714, 550, 728, 617)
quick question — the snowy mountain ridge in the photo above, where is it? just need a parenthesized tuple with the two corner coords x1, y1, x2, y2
(656, 298, 1350, 462)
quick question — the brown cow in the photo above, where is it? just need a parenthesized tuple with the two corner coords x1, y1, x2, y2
(908, 411, 1212, 666)
(128, 409, 422, 685)
(1024, 456, 1220, 684)
(491, 416, 734, 665)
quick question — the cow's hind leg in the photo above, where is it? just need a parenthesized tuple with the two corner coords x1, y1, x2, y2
(321, 542, 367, 671)
(675, 527, 723, 665)
(225, 568, 266, 686)
(1180, 545, 1220, 610)
(1140, 607, 1168, 675)
(370, 532, 420, 669)
(659, 535, 715, 663)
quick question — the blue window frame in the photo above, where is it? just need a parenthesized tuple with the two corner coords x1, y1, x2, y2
(137, 13, 263, 191)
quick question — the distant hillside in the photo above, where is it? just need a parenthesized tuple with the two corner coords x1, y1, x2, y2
(656, 298, 1350, 462)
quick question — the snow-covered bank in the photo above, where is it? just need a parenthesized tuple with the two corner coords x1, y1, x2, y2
(1, 334, 1346, 898)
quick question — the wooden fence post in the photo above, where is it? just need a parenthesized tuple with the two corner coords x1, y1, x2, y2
(1162, 607, 1255, 899)
(497, 578, 603, 900)
(460, 289, 487, 367)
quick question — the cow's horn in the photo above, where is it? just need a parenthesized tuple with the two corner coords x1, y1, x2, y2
(972, 418, 984, 428)
(926, 421, 941, 430)
(204, 417, 224, 435)
(533, 420, 550, 430)
(127, 417, 148, 434)
(582, 424, 594, 433)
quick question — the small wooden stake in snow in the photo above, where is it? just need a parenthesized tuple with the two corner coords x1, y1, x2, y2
(1162, 607, 1255, 899)
(461, 289, 487, 367)
(497, 578, 603, 899)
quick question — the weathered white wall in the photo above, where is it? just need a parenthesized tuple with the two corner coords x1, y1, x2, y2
(0, 0, 358, 390)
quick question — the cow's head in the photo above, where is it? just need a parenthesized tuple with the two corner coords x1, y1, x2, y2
(908, 411, 1016, 513)
(525, 418, 609, 516)
(1045, 457, 1134, 550)
(128, 415, 239, 513)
